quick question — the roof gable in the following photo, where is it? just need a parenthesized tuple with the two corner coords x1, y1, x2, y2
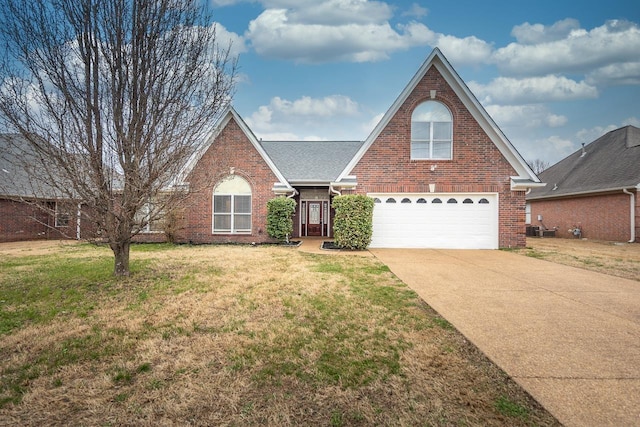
(336, 48, 540, 185)
(528, 125, 640, 199)
(175, 107, 291, 190)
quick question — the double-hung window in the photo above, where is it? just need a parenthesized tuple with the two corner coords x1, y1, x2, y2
(213, 175, 252, 234)
(411, 101, 452, 160)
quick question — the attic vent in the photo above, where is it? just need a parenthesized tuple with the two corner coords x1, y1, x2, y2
(552, 184, 558, 191)
(580, 143, 586, 157)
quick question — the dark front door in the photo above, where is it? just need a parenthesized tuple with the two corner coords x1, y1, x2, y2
(306, 202, 322, 236)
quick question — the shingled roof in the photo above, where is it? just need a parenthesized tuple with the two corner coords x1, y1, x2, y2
(527, 125, 640, 200)
(260, 140, 364, 184)
(0, 134, 63, 199)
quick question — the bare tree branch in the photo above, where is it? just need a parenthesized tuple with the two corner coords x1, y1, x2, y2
(527, 158, 550, 175)
(0, 0, 237, 276)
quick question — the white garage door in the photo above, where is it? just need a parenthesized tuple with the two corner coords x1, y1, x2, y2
(369, 193, 498, 249)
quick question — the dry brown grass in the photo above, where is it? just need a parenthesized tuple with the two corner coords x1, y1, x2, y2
(521, 237, 640, 281)
(0, 243, 559, 426)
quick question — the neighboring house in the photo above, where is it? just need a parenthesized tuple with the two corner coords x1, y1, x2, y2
(172, 48, 541, 249)
(1, 49, 542, 248)
(527, 125, 640, 242)
(0, 134, 82, 242)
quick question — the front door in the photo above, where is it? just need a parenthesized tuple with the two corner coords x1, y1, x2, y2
(306, 202, 322, 236)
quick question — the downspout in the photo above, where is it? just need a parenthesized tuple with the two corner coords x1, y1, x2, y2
(329, 185, 341, 196)
(623, 188, 636, 243)
(287, 189, 298, 199)
(76, 203, 82, 240)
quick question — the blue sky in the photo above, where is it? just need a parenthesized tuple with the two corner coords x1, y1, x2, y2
(210, 0, 639, 165)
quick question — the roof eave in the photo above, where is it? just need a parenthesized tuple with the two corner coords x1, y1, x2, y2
(511, 178, 546, 191)
(527, 184, 640, 200)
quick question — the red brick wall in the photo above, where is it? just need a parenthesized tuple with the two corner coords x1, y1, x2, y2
(349, 66, 526, 247)
(175, 117, 281, 244)
(529, 191, 639, 242)
(0, 198, 76, 242)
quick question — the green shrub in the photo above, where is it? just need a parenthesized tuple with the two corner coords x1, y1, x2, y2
(332, 195, 374, 250)
(266, 197, 297, 243)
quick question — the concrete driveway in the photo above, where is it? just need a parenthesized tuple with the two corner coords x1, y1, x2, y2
(371, 248, 640, 427)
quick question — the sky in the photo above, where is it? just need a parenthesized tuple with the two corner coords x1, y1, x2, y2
(210, 0, 640, 166)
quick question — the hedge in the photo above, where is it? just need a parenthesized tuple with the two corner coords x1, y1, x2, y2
(266, 197, 297, 243)
(332, 194, 374, 250)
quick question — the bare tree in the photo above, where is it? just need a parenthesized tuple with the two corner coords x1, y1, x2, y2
(528, 158, 550, 175)
(0, 0, 236, 276)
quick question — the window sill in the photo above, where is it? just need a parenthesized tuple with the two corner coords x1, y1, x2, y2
(212, 232, 252, 235)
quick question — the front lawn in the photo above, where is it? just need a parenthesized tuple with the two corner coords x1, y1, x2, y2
(0, 243, 558, 426)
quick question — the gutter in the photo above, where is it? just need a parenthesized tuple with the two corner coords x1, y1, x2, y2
(527, 185, 640, 201)
(623, 188, 636, 243)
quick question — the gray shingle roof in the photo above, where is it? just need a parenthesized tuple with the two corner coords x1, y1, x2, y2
(0, 133, 63, 198)
(528, 125, 640, 199)
(260, 140, 365, 183)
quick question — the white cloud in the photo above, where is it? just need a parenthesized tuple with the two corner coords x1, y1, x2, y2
(245, 94, 362, 139)
(362, 112, 384, 135)
(576, 124, 621, 145)
(495, 19, 640, 76)
(622, 117, 640, 127)
(511, 18, 580, 45)
(402, 3, 428, 18)
(286, 0, 393, 25)
(270, 95, 359, 117)
(214, 23, 247, 57)
(246, 8, 431, 63)
(586, 62, 640, 86)
(435, 34, 493, 66)
(485, 104, 567, 129)
(469, 75, 598, 104)
(512, 134, 577, 166)
(241, 1, 493, 64)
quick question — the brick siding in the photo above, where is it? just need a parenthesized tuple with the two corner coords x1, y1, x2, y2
(0, 198, 76, 242)
(174, 118, 281, 244)
(349, 66, 526, 248)
(529, 191, 639, 242)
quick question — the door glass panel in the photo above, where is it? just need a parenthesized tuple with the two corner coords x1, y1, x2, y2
(309, 203, 320, 224)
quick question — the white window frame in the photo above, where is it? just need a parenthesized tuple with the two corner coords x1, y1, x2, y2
(54, 202, 70, 227)
(137, 202, 165, 234)
(212, 176, 252, 235)
(411, 101, 453, 160)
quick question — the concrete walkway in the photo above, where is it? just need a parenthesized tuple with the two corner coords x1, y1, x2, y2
(370, 249, 640, 427)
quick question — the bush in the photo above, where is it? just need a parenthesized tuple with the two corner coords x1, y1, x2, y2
(266, 197, 297, 243)
(332, 195, 374, 250)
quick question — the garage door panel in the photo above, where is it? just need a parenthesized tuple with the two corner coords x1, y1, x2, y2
(369, 193, 498, 249)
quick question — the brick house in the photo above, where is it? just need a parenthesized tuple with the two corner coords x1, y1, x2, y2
(1, 49, 542, 248)
(527, 125, 640, 242)
(170, 48, 542, 249)
(0, 134, 83, 242)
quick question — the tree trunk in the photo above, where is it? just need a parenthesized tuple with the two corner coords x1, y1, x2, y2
(111, 240, 131, 277)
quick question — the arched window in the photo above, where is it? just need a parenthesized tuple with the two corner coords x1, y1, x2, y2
(416, 198, 427, 204)
(479, 198, 490, 204)
(463, 198, 474, 204)
(401, 198, 411, 203)
(213, 175, 252, 234)
(447, 198, 458, 204)
(373, 198, 381, 203)
(411, 101, 452, 160)
(386, 198, 397, 203)
(432, 198, 442, 204)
